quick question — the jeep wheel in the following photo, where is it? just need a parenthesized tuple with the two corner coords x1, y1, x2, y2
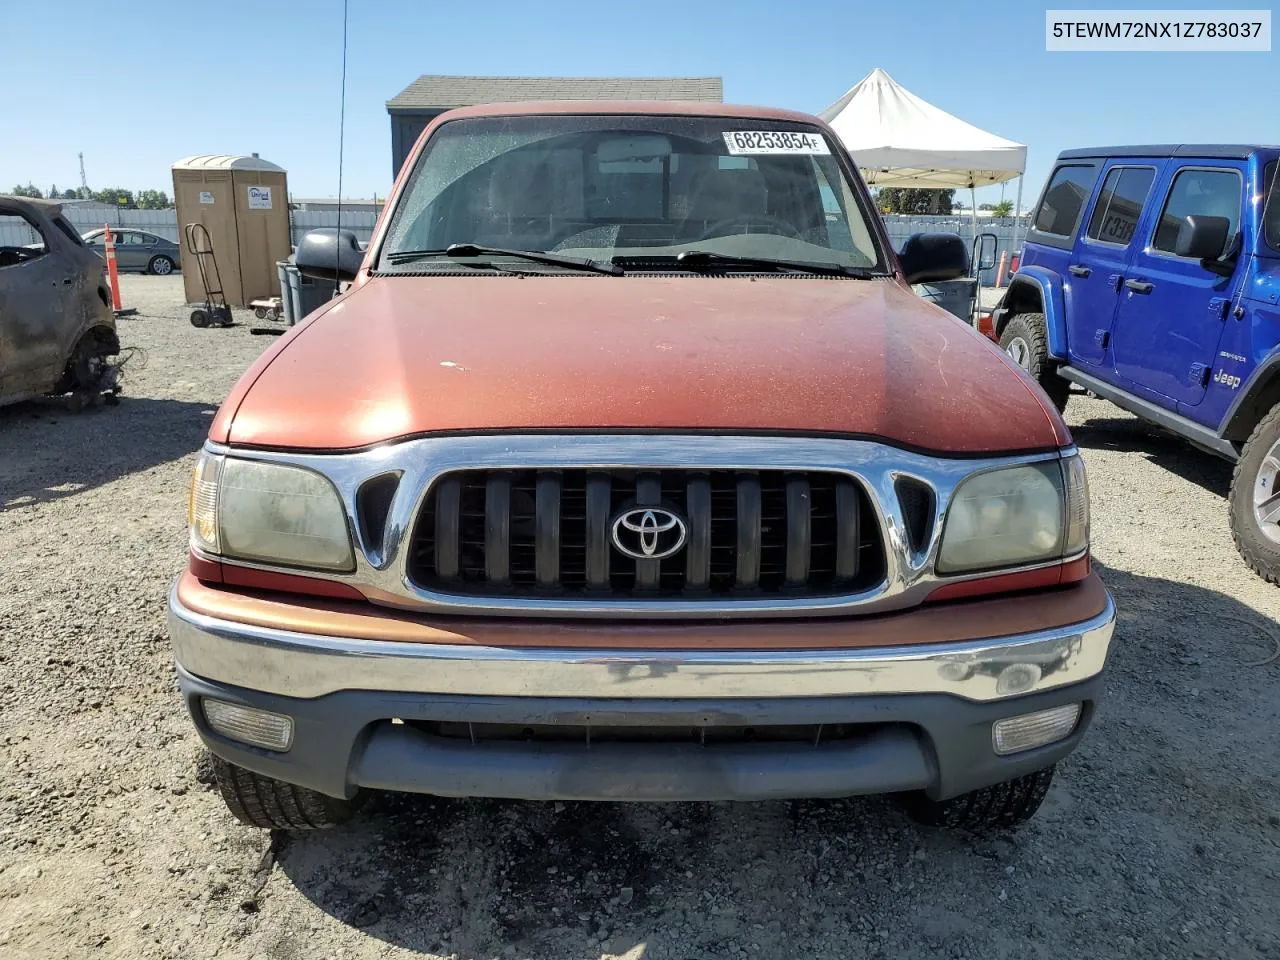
(209, 753, 360, 830)
(998, 313, 1070, 413)
(901, 765, 1055, 830)
(1230, 403, 1280, 584)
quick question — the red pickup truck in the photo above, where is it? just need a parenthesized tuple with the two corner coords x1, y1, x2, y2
(169, 101, 1114, 831)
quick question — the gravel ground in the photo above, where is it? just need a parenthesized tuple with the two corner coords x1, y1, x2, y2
(2, 275, 1278, 960)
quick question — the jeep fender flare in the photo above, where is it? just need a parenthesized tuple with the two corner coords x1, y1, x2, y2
(994, 268, 1068, 360)
(1220, 351, 1280, 446)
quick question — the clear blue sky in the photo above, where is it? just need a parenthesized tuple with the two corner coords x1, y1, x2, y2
(4, 0, 1275, 208)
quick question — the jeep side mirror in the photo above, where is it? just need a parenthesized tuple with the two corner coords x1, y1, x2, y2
(1173, 215, 1230, 265)
(898, 232, 969, 284)
(295, 228, 364, 283)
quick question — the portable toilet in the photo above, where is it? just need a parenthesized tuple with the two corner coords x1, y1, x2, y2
(171, 154, 290, 307)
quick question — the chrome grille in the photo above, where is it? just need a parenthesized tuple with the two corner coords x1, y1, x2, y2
(408, 469, 884, 599)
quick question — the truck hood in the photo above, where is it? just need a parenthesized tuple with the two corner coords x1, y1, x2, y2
(214, 275, 1068, 454)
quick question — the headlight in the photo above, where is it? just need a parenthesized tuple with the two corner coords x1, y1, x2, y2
(937, 461, 1069, 573)
(188, 452, 355, 572)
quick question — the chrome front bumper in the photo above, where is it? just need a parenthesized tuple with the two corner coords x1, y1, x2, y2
(168, 584, 1116, 703)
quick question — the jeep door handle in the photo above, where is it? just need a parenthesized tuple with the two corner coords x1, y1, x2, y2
(1068, 264, 1091, 278)
(1124, 279, 1154, 294)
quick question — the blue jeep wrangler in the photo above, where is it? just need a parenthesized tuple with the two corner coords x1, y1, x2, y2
(995, 145, 1280, 581)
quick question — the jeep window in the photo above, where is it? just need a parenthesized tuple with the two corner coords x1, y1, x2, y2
(1152, 168, 1242, 257)
(1263, 161, 1280, 253)
(1032, 165, 1096, 237)
(380, 115, 883, 271)
(0, 212, 47, 268)
(1085, 166, 1155, 246)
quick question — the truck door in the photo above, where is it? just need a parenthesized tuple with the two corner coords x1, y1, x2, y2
(1110, 163, 1246, 406)
(1066, 161, 1161, 366)
(0, 208, 70, 396)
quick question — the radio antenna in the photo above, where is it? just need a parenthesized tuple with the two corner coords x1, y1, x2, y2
(333, 0, 349, 293)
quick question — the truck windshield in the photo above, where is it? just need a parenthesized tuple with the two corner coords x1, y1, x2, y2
(379, 114, 884, 272)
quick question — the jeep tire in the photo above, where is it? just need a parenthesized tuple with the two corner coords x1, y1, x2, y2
(999, 313, 1071, 413)
(901, 765, 1055, 830)
(209, 753, 360, 830)
(1230, 403, 1280, 585)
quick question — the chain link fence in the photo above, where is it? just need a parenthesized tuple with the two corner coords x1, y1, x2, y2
(0, 205, 382, 248)
(881, 215, 1031, 284)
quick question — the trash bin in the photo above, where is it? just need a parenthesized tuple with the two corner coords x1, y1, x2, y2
(276, 261, 294, 326)
(285, 262, 337, 322)
(913, 278, 977, 325)
(297, 271, 337, 317)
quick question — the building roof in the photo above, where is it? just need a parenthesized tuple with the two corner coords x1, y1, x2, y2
(1058, 144, 1278, 161)
(387, 75, 723, 111)
(292, 197, 384, 206)
(172, 154, 285, 172)
(407, 100, 817, 125)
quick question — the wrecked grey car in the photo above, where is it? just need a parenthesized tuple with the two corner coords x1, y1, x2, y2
(0, 196, 121, 408)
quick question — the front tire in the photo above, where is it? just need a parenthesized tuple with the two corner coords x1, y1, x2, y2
(1230, 403, 1280, 584)
(999, 313, 1070, 413)
(209, 753, 360, 830)
(149, 255, 175, 275)
(901, 765, 1055, 830)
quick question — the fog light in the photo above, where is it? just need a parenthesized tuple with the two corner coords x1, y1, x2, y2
(992, 703, 1081, 755)
(202, 698, 294, 752)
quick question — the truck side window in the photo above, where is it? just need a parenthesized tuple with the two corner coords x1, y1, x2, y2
(1085, 166, 1155, 245)
(1152, 168, 1241, 257)
(0, 212, 48, 268)
(1032, 165, 1096, 236)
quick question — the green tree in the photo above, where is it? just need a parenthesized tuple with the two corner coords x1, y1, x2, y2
(62, 189, 78, 200)
(991, 199, 1014, 218)
(10, 183, 43, 198)
(91, 187, 135, 207)
(135, 189, 171, 210)
(876, 188, 955, 215)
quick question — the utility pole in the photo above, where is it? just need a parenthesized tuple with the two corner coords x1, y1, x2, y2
(78, 152, 90, 199)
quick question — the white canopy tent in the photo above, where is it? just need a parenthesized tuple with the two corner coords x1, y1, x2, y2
(819, 67, 1028, 250)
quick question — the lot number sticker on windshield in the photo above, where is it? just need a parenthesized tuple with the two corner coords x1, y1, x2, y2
(723, 131, 830, 155)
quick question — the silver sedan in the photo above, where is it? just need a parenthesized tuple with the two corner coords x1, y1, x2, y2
(81, 228, 182, 275)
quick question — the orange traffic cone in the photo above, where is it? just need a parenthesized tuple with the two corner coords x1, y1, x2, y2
(101, 224, 136, 317)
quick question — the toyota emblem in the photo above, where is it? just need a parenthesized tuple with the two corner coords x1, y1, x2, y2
(610, 507, 688, 561)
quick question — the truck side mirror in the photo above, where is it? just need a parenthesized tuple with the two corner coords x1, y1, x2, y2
(1173, 215, 1230, 264)
(899, 232, 969, 284)
(295, 228, 364, 283)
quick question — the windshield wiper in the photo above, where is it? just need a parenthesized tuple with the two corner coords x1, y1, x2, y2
(621, 250, 883, 278)
(385, 243, 622, 275)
